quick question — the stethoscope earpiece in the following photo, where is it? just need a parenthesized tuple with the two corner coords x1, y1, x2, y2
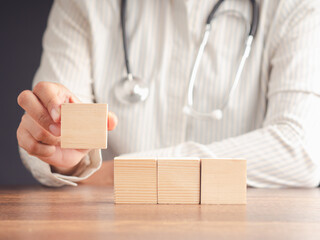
(183, 105, 224, 120)
(211, 109, 223, 120)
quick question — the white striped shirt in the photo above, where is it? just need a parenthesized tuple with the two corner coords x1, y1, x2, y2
(20, 0, 320, 187)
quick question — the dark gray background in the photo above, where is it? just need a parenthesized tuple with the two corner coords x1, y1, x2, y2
(0, 0, 53, 184)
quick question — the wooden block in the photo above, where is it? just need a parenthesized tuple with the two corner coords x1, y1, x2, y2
(61, 103, 108, 149)
(114, 157, 157, 204)
(158, 157, 200, 204)
(201, 159, 247, 204)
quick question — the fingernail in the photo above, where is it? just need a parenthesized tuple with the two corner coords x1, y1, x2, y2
(51, 108, 60, 122)
(49, 124, 60, 136)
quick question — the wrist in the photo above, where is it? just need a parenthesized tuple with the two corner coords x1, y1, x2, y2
(51, 162, 80, 175)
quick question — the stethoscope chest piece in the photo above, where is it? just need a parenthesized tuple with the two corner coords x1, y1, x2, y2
(114, 0, 149, 105)
(114, 74, 149, 104)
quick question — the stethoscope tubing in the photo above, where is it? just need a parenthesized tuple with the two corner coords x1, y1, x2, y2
(117, 0, 259, 121)
(184, 0, 259, 120)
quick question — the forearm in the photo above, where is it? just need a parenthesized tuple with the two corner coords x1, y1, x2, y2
(209, 125, 319, 188)
(123, 93, 320, 188)
(124, 124, 319, 188)
(20, 147, 102, 187)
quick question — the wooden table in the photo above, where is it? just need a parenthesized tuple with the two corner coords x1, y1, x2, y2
(1, 185, 320, 240)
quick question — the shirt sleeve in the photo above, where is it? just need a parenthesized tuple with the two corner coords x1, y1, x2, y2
(19, 0, 102, 187)
(120, 1, 320, 188)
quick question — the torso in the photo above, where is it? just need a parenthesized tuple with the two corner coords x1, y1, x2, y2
(82, 0, 289, 157)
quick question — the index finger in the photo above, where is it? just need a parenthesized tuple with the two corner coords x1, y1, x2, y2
(33, 82, 76, 123)
(17, 90, 59, 136)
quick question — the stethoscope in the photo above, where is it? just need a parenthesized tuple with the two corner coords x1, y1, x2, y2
(114, 0, 259, 120)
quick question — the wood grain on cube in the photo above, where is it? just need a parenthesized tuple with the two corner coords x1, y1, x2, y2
(61, 103, 108, 149)
(114, 157, 157, 204)
(201, 159, 247, 204)
(158, 158, 200, 204)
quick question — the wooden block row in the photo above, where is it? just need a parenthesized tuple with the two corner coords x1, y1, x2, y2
(61, 103, 108, 149)
(114, 157, 246, 204)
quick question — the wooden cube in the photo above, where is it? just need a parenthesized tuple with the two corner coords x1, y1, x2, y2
(201, 159, 247, 204)
(61, 103, 108, 149)
(114, 157, 157, 204)
(158, 157, 200, 204)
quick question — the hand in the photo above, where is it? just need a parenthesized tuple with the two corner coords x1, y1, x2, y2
(17, 81, 118, 174)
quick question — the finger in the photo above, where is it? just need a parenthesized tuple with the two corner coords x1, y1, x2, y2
(40, 147, 90, 169)
(17, 125, 56, 157)
(108, 112, 118, 131)
(22, 114, 60, 146)
(33, 82, 73, 123)
(17, 90, 60, 136)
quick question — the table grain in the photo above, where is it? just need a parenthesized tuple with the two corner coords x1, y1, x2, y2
(0, 185, 320, 240)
